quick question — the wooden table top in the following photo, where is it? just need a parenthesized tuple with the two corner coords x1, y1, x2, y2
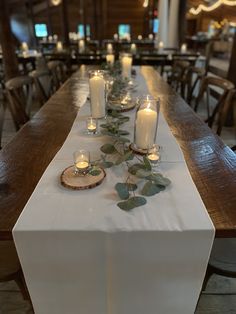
(0, 66, 235, 240)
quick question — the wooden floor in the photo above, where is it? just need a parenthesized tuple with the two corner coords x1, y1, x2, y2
(0, 275, 236, 313)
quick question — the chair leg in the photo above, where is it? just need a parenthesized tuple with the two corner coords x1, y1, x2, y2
(202, 266, 214, 291)
(15, 269, 34, 312)
(15, 269, 30, 300)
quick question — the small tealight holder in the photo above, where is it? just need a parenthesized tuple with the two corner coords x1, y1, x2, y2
(86, 117, 98, 135)
(73, 150, 90, 176)
(147, 144, 161, 167)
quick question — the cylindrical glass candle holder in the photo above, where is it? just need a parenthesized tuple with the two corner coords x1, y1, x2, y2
(130, 43, 137, 54)
(78, 39, 85, 53)
(134, 97, 160, 152)
(147, 144, 161, 165)
(120, 53, 133, 79)
(107, 43, 113, 54)
(73, 150, 90, 175)
(106, 54, 115, 66)
(89, 70, 106, 119)
(86, 117, 98, 134)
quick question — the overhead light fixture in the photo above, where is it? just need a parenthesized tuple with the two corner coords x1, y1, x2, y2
(51, 0, 61, 6)
(143, 0, 149, 8)
(189, 0, 236, 15)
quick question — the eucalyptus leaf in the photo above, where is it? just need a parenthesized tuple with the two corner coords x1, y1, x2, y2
(148, 173, 171, 187)
(143, 156, 152, 171)
(118, 116, 129, 122)
(100, 124, 110, 129)
(89, 169, 102, 176)
(118, 137, 130, 143)
(115, 151, 134, 165)
(126, 183, 138, 191)
(136, 169, 152, 178)
(115, 183, 130, 200)
(100, 143, 117, 154)
(117, 130, 130, 136)
(100, 161, 114, 169)
(117, 196, 147, 211)
(141, 181, 163, 196)
(128, 163, 146, 175)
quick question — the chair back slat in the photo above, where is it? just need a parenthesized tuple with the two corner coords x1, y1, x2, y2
(194, 76, 234, 135)
(5, 76, 33, 130)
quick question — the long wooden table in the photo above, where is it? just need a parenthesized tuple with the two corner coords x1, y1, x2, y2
(0, 66, 236, 240)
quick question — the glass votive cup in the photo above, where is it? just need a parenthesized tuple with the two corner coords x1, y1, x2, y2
(86, 117, 98, 135)
(147, 144, 161, 167)
(73, 150, 90, 176)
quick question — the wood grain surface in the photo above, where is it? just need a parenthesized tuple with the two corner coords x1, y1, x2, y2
(0, 65, 235, 240)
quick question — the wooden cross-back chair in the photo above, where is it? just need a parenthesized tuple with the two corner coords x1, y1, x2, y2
(47, 60, 67, 92)
(183, 66, 205, 104)
(194, 76, 235, 133)
(0, 99, 6, 149)
(30, 69, 53, 106)
(0, 241, 32, 305)
(216, 88, 236, 136)
(168, 60, 190, 95)
(5, 76, 33, 131)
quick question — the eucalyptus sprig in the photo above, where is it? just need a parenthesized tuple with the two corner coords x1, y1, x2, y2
(95, 110, 171, 211)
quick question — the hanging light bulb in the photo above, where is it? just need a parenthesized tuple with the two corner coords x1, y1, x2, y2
(143, 0, 149, 8)
(51, 0, 61, 6)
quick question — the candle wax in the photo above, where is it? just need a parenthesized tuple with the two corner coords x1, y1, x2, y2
(148, 154, 159, 161)
(88, 124, 96, 131)
(135, 107, 157, 150)
(76, 161, 89, 169)
(89, 74, 106, 118)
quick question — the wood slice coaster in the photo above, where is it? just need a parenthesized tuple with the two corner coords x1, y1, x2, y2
(107, 100, 136, 113)
(129, 143, 148, 155)
(61, 166, 106, 190)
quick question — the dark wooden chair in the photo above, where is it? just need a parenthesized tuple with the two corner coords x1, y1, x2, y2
(5, 76, 34, 131)
(47, 60, 67, 92)
(216, 88, 236, 136)
(0, 241, 32, 303)
(202, 238, 236, 292)
(194, 76, 234, 133)
(0, 98, 5, 149)
(168, 60, 190, 94)
(183, 66, 205, 104)
(30, 69, 53, 106)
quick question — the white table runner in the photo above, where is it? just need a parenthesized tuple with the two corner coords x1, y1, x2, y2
(13, 68, 215, 314)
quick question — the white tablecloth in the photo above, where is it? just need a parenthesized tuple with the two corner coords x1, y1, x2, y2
(13, 68, 215, 314)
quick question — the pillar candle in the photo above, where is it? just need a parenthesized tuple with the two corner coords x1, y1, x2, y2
(79, 40, 85, 53)
(181, 43, 187, 53)
(131, 43, 137, 54)
(89, 72, 106, 118)
(138, 35, 143, 40)
(159, 41, 164, 50)
(21, 42, 28, 52)
(107, 43, 113, 54)
(114, 33, 119, 41)
(149, 34, 154, 40)
(121, 55, 132, 78)
(135, 105, 157, 150)
(106, 54, 115, 65)
(56, 41, 63, 51)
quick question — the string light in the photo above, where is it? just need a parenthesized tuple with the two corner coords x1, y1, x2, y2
(143, 0, 149, 8)
(51, 0, 61, 6)
(189, 0, 236, 15)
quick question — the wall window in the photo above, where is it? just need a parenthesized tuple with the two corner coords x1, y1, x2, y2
(35, 24, 48, 37)
(77, 24, 91, 38)
(118, 24, 130, 39)
(153, 19, 159, 34)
